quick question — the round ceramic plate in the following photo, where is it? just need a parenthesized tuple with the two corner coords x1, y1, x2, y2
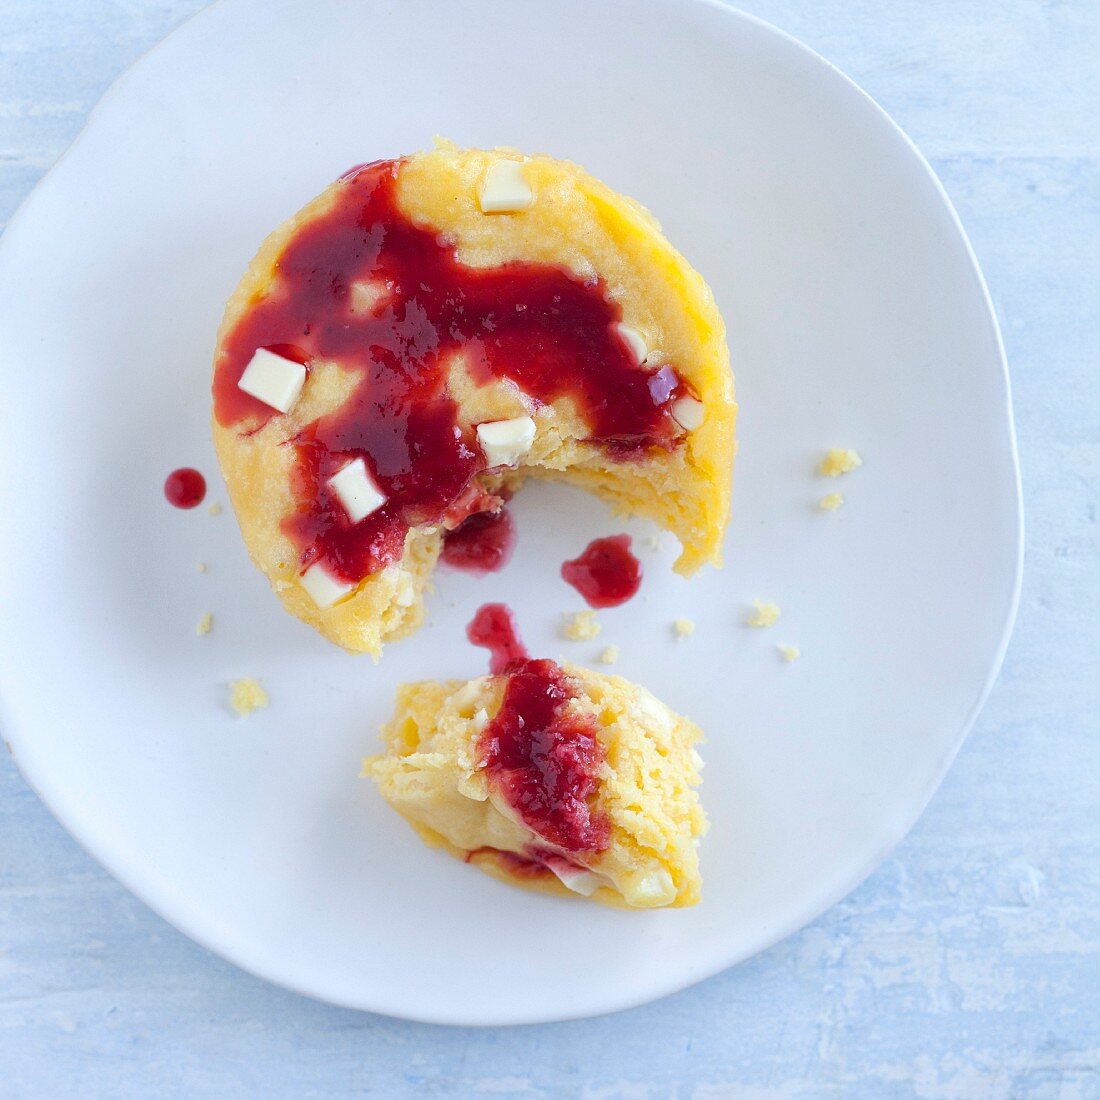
(0, 0, 1021, 1025)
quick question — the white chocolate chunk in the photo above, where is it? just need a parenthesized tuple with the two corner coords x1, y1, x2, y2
(478, 160, 533, 213)
(544, 857, 604, 897)
(671, 395, 705, 431)
(300, 562, 354, 608)
(349, 279, 390, 315)
(632, 867, 676, 906)
(612, 322, 648, 364)
(237, 347, 307, 414)
(328, 457, 386, 523)
(477, 416, 536, 468)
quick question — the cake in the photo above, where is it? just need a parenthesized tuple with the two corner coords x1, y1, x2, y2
(364, 658, 707, 907)
(212, 141, 736, 655)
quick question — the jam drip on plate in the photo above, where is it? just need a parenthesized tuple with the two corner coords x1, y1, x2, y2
(466, 602, 528, 674)
(480, 658, 610, 853)
(213, 159, 690, 585)
(164, 468, 206, 509)
(561, 533, 642, 607)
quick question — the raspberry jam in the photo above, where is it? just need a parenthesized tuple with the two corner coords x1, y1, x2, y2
(213, 159, 690, 585)
(441, 506, 516, 574)
(466, 845, 591, 883)
(465, 847, 550, 880)
(466, 602, 529, 674)
(164, 468, 206, 509)
(561, 534, 642, 607)
(480, 658, 610, 853)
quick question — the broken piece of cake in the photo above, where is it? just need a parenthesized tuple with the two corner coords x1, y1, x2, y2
(364, 658, 707, 908)
(211, 140, 735, 656)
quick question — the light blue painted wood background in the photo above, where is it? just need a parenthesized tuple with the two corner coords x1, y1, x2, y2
(1, 2, 1096, 1096)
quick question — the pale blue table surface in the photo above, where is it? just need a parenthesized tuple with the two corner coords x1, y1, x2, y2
(1, 2, 1097, 1096)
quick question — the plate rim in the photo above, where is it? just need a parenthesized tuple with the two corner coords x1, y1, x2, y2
(0, 0, 1024, 1025)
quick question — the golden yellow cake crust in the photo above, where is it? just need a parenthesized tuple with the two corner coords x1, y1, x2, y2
(365, 662, 708, 909)
(213, 142, 736, 655)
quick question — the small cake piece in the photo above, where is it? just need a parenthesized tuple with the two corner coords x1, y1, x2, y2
(196, 612, 213, 636)
(228, 678, 268, 717)
(777, 644, 801, 662)
(819, 492, 844, 512)
(673, 617, 695, 638)
(212, 141, 735, 656)
(365, 659, 707, 908)
(562, 610, 602, 641)
(818, 448, 862, 477)
(745, 600, 780, 628)
(598, 645, 620, 665)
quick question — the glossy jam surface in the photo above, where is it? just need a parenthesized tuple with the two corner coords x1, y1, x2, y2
(164, 468, 206, 509)
(441, 506, 516, 574)
(480, 658, 610, 853)
(466, 602, 529, 674)
(213, 159, 688, 584)
(561, 534, 642, 607)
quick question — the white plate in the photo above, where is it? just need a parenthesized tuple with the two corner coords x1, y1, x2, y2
(0, 0, 1021, 1025)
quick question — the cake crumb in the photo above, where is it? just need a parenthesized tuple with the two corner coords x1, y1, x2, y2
(673, 618, 695, 638)
(229, 678, 268, 717)
(643, 534, 662, 551)
(598, 645, 620, 665)
(207, 502, 223, 516)
(778, 644, 801, 662)
(819, 492, 845, 512)
(196, 562, 208, 573)
(745, 601, 781, 628)
(562, 610, 602, 641)
(818, 448, 862, 477)
(196, 612, 213, 636)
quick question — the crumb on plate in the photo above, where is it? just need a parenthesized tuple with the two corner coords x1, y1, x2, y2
(229, 678, 268, 717)
(777, 644, 801, 662)
(599, 644, 620, 665)
(745, 601, 781, 628)
(207, 501, 223, 516)
(819, 492, 844, 512)
(563, 610, 602, 641)
(196, 562, 208, 573)
(818, 448, 862, 478)
(673, 617, 695, 638)
(196, 612, 213, 636)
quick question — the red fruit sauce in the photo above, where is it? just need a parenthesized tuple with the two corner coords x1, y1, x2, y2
(561, 534, 642, 607)
(465, 846, 550, 880)
(163, 467, 206, 509)
(212, 158, 691, 585)
(466, 845, 591, 883)
(479, 658, 610, 853)
(441, 506, 516, 574)
(466, 602, 529, 674)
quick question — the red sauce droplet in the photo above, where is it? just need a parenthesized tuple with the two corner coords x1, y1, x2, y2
(164, 467, 206, 509)
(466, 602, 529, 674)
(480, 658, 610, 853)
(441, 507, 516, 574)
(561, 534, 642, 607)
(212, 159, 690, 585)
